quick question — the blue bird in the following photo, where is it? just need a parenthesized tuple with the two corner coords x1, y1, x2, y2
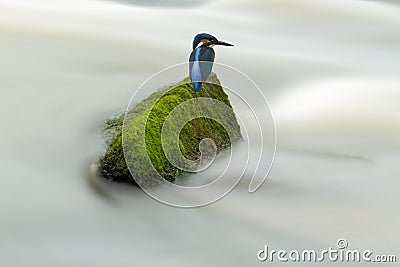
(189, 33, 234, 92)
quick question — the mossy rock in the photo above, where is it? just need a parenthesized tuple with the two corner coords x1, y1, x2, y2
(100, 73, 242, 185)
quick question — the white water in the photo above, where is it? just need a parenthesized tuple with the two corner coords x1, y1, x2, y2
(1, 0, 399, 266)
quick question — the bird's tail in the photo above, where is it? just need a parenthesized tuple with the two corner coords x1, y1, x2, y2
(193, 82, 202, 92)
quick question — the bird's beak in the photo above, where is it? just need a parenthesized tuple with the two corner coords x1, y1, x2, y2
(214, 40, 234, 46)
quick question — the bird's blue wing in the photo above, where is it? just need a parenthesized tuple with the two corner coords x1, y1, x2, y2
(189, 48, 203, 92)
(189, 49, 197, 81)
(189, 47, 215, 92)
(199, 47, 215, 81)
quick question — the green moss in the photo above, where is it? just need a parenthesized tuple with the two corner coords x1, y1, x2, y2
(99, 73, 241, 185)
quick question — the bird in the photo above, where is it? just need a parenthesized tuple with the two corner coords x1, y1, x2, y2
(189, 33, 233, 92)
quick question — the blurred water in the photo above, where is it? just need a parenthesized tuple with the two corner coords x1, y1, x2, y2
(0, 0, 399, 266)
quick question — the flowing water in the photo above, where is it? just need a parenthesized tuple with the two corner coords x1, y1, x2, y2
(1, 0, 399, 266)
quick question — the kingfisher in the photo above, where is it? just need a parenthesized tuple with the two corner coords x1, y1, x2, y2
(189, 33, 234, 92)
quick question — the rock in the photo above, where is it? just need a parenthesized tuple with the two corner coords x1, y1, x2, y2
(99, 73, 242, 185)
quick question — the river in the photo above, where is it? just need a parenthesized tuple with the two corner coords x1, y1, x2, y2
(1, 0, 399, 266)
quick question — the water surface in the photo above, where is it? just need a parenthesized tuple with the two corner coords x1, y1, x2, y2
(1, 0, 399, 266)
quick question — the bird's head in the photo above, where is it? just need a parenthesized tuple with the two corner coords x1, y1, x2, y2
(192, 33, 234, 49)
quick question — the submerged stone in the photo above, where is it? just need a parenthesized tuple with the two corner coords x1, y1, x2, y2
(99, 73, 242, 185)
